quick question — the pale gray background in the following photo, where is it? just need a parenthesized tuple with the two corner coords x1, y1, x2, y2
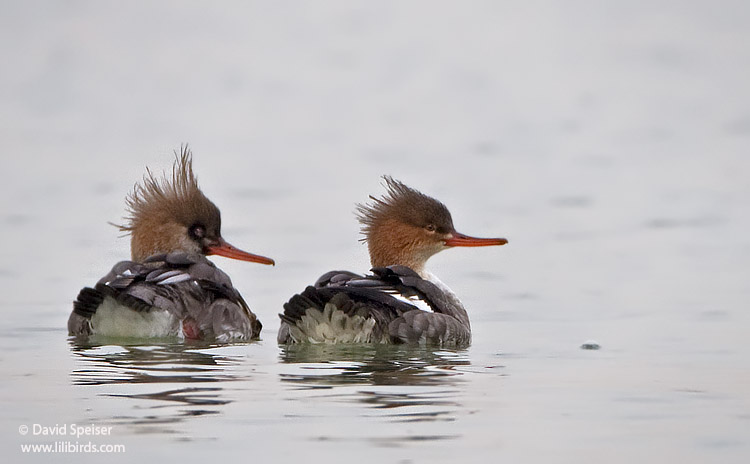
(1, 1, 749, 463)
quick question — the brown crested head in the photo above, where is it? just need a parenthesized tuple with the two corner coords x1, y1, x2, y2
(115, 146, 274, 265)
(356, 176, 507, 272)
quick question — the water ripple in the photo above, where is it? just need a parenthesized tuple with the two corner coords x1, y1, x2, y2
(278, 344, 471, 442)
(279, 344, 470, 387)
(68, 340, 249, 432)
(69, 341, 245, 386)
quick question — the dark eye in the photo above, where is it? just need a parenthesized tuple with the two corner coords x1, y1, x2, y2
(425, 224, 436, 232)
(189, 224, 206, 240)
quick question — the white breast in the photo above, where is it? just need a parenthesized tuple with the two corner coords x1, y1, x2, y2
(419, 270, 455, 296)
(419, 270, 464, 311)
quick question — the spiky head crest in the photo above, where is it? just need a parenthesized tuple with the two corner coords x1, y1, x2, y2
(116, 146, 222, 261)
(356, 176, 455, 239)
(355, 176, 456, 270)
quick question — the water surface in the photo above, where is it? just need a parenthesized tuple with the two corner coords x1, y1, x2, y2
(2, 2, 750, 463)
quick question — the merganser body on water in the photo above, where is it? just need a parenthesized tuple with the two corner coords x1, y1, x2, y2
(68, 147, 274, 342)
(278, 176, 507, 347)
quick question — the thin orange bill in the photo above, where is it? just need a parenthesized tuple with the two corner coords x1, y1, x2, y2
(444, 232, 508, 247)
(206, 238, 275, 265)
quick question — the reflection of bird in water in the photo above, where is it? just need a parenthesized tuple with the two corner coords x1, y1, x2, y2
(69, 341, 244, 429)
(68, 147, 274, 342)
(279, 344, 471, 430)
(279, 177, 507, 346)
(279, 343, 470, 387)
(69, 341, 243, 386)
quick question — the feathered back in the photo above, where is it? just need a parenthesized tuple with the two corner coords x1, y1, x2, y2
(355, 176, 455, 241)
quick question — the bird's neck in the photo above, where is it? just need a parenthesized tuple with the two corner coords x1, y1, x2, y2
(366, 219, 430, 273)
(130, 221, 192, 262)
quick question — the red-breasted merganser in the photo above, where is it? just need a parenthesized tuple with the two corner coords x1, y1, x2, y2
(278, 176, 507, 346)
(68, 147, 274, 342)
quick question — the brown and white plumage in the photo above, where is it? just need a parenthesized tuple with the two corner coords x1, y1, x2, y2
(68, 147, 273, 342)
(278, 176, 507, 347)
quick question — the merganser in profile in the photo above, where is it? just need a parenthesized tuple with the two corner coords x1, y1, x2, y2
(278, 176, 507, 346)
(68, 147, 274, 342)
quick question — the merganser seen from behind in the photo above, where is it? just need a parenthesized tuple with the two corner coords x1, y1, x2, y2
(278, 176, 507, 347)
(68, 147, 274, 342)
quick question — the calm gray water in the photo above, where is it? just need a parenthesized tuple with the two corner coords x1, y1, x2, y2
(2, 2, 750, 463)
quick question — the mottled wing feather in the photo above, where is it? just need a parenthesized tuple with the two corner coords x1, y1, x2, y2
(279, 265, 470, 346)
(72, 287, 105, 318)
(70, 251, 261, 340)
(74, 252, 241, 318)
(314, 270, 363, 287)
(369, 266, 457, 314)
(388, 311, 470, 345)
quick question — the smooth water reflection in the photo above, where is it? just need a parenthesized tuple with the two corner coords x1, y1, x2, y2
(68, 341, 251, 433)
(69, 340, 245, 386)
(279, 344, 471, 387)
(277, 344, 480, 446)
(66, 341, 485, 448)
